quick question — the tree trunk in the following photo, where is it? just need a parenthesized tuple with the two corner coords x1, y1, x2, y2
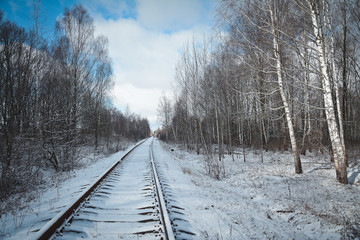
(215, 99, 221, 162)
(269, 0, 302, 174)
(327, 1, 348, 167)
(308, 0, 348, 184)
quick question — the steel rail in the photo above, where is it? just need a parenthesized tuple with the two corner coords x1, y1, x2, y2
(35, 139, 147, 240)
(149, 138, 175, 240)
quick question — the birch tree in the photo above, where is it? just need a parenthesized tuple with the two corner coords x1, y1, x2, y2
(269, 0, 302, 173)
(157, 92, 172, 141)
(55, 4, 96, 141)
(163, 0, 359, 183)
(306, 0, 348, 183)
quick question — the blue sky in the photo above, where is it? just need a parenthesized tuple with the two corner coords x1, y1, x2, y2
(0, 0, 216, 130)
(1, 0, 136, 26)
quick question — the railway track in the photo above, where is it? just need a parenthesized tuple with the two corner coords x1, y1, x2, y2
(35, 138, 175, 240)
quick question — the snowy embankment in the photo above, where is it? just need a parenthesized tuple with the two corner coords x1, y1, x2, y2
(153, 139, 360, 239)
(1, 144, 135, 240)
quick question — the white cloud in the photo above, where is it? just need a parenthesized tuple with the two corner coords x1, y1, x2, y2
(109, 83, 162, 130)
(136, 0, 204, 31)
(96, 17, 188, 89)
(93, 1, 213, 130)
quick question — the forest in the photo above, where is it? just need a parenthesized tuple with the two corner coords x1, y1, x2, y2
(0, 4, 150, 200)
(157, 0, 360, 184)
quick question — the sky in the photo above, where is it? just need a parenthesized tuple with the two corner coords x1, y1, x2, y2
(0, 0, 216, 131)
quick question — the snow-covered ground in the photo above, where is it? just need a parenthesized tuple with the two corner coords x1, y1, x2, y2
(2, 138, 359, 239)
(1, 143, 136, 240)
(153, 139, 360, 239)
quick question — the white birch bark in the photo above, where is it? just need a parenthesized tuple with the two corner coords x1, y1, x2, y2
(302, 41, 311, 154)
(269, 0, 302, 174)
(307, 0, 348, 183)
(327, 2, 347, 166)
(215, 98, 221, 162)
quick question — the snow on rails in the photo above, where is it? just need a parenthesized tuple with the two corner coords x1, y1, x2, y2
(35, 138, 177, 240)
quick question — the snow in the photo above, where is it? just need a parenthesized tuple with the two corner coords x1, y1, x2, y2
(1, 144, 136, 239)
(2, 138, 360, 239)
(153, 139, 360, 239)
(55, 139, 161, 239)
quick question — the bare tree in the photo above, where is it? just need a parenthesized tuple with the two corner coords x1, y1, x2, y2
(306, 0, 348, 183)
(55, 4, 96, 142)
(0, 4, 151, 204)
(217, 0, 303, 173)
(154, 0, 359, 184)
(0, 16, 33, 194)
(157, 92, 172, 141)
(268, 0, 302, 173)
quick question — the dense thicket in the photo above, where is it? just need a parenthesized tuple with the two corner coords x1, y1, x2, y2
(0, 5, 150, 198)
(158, 0, 359, 183)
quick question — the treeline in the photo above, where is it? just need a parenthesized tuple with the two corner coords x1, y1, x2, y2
(158, 0, 360, 183)
(0, 5, 150, 197)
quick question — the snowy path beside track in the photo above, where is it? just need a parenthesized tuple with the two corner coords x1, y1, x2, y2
(154, 139, 360, 239)
(2, 144, 132, 239)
